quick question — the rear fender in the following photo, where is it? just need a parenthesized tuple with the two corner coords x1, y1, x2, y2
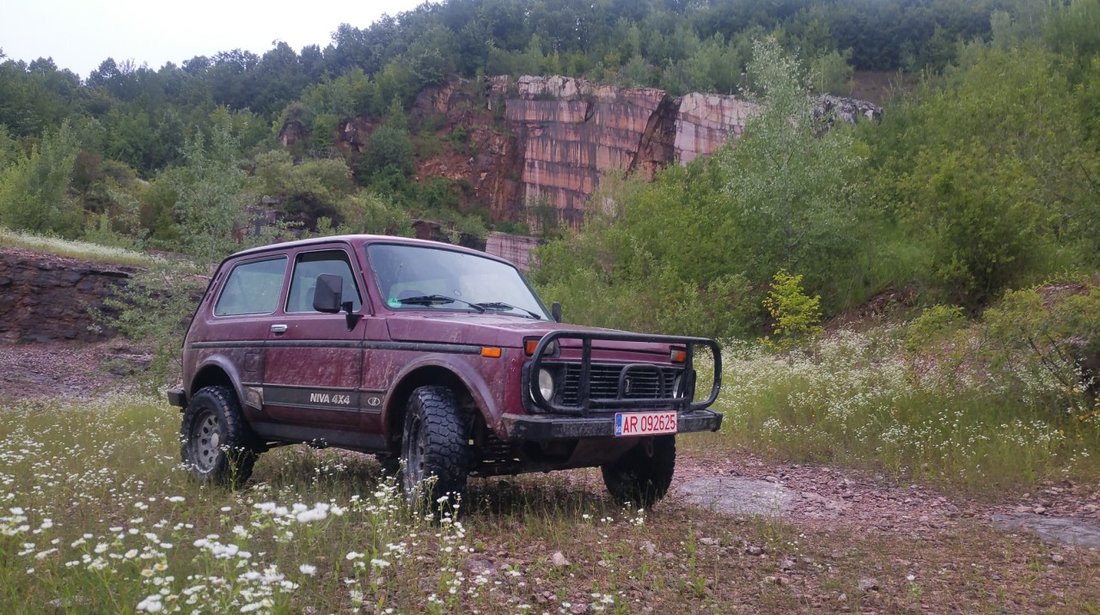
(190, 356, 251, 413)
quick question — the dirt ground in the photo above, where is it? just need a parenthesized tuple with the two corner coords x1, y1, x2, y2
(0, 340, 145, 401)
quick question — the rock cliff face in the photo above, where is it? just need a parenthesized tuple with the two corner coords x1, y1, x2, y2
(492, 76, 680, 226)
(458, 76, 877, 229)
(0, 249, 135, 343)
(323, 75, 881, 230)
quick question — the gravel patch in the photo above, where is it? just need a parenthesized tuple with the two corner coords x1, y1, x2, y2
(677, 476, 794, 516)
(991, 514, 1100, 549)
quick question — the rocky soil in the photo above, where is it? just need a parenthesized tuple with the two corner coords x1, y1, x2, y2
(0, 340, 146, 402)
(672, 449, 1100, 551)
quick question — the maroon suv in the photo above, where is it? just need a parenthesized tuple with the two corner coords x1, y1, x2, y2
(168, 235, 722, 507)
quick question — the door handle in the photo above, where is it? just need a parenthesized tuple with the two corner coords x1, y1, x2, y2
(270, 324, 288, 334)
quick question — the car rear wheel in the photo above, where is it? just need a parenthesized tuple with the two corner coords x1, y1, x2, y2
(601, 435, 676, 508)
(400, 386, 468, 513)
(180, 386, 257, 488)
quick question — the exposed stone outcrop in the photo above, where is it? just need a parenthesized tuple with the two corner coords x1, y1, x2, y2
(288, 75, 881, 231)
(0, 249, 136, 343)
(493, 75, 679, 227)
(485, 232, 542, 272)
(481, 76, 876, 229)
(674, 92, 756, 164)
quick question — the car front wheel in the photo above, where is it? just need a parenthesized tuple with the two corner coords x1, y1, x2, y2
(400, 386, 468, 512)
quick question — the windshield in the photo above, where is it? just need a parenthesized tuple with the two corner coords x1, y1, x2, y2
(366, 243, 550, 319)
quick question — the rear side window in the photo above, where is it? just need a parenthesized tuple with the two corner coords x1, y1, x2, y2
(214, 257, 287, 316)
(286, 250, 362, 313)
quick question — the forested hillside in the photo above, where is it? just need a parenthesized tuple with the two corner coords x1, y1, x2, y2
(0, 0, 1098, 332)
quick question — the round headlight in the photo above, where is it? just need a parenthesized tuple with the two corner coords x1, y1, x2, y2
(538, 368, 555, 400)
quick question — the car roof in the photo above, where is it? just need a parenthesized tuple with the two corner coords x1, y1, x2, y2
(222, 234, 513, 267)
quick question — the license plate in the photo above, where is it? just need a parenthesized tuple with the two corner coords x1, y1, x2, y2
(614, 411, 678, 437)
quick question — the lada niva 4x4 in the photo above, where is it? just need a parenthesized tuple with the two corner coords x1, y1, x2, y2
(168, 235, 722, 507)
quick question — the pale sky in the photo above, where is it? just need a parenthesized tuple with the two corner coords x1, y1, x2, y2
(1, 0, 432, 79)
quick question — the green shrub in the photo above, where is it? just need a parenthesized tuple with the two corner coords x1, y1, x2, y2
(99, 262, 208, 390)
(983, 281, 1100, 419)
(761, 270, 823, 351)
(905, 304, 967, 354)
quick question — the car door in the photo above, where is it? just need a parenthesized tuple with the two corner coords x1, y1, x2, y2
(199, 254, 288, 417)
(260, 246, 369, 440)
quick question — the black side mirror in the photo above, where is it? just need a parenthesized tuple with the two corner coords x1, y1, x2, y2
(313, 274, 343, 313)
(551, 301, 562, 323)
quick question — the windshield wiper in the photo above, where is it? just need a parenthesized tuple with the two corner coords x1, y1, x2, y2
(396, 294, 485, 312)
(475, 301, 541, 319)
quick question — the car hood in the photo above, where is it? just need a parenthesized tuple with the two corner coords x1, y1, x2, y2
(384, 312, 672, 355)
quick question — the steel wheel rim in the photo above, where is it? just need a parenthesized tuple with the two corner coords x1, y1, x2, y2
(192, 410, 221, 473)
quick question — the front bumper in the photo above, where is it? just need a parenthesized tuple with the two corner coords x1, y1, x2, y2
(500, 409, 722, 441)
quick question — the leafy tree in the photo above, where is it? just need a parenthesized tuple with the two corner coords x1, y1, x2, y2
(358, 124, 415, 188)
(252, 149, 355, 227)
(0, 124, 20, 167)
(866, 43, 1100, 307)
(168, 120, 250, 263)
(677, 34, 743, 94)
(1043, 0, 1100, 75)
(900, 142, 1047, 309)
(808, 48, 853, 95)
(712, 37, 863, 305)
(334, 191, 413, 236)
(0, 119, 82, 236)
(297, 69, 375, 124)
(0, 57, 81, 137)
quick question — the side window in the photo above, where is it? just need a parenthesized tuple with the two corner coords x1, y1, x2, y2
(214, 257, 287, 316)
(287, 250, 362, 313)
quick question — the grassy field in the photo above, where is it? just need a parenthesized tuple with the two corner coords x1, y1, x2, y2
(712, 329, 1100, 495)
(0, 227, 162, 267)
(2, 394, 1098, 614)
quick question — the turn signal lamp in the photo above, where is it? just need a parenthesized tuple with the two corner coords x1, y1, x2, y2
(524, 338, 559, 357)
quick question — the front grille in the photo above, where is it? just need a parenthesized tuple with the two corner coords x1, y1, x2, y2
(558, 363, 681, 408)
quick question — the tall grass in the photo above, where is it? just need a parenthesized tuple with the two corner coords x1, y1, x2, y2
(713, 328, 1100, 493)
(0, 396, 688, 614)
(0, 227, 160, 267)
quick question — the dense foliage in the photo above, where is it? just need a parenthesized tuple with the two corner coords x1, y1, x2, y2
(534, 2, 1100, 337)
(0, 0, 1030, 263)
(0, 0, 1097, 332)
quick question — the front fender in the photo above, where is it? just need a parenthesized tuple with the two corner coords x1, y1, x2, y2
(381, 353, 502, 439)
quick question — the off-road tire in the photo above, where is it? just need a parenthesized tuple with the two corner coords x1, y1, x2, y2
(376, 454, 400, 477)
(400, 386, 468, 512)
(601, 435, 676, 508)
(180, 386, 258, 488)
